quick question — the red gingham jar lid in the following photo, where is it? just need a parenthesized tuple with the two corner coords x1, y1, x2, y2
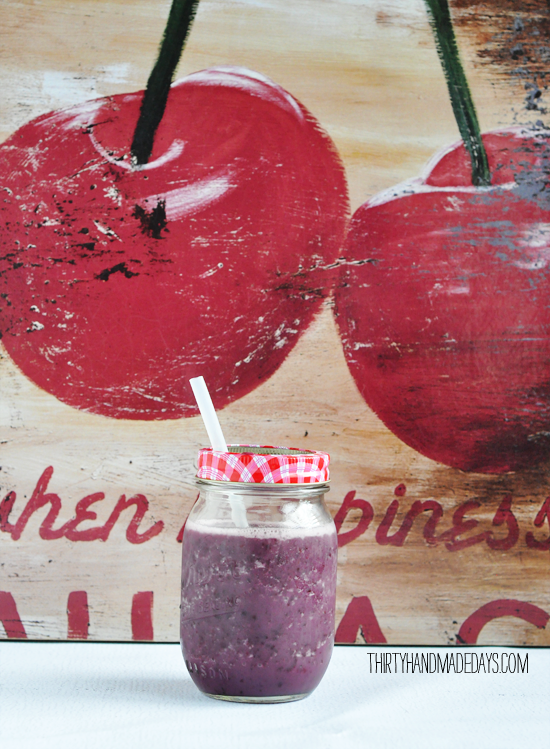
(196, 445, 330, 484)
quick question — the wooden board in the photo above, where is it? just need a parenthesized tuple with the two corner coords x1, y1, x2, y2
(1, 0, 549, 645)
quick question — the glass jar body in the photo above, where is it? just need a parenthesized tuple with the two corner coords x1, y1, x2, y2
(180, 480, 337, 703)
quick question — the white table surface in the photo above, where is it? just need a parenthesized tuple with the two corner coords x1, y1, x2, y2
(0, 643, 547, 749)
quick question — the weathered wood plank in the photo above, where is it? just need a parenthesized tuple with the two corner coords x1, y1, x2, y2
(1, 0, 549, 644)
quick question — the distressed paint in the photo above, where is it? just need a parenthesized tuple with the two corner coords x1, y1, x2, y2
(335, 128, 550, 473)
(451, 0, 550, 115)
(0, 0, 549, 645)
(0, 69, 348, 419)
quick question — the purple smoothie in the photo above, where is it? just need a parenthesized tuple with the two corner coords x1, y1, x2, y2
(180, 520, 337, 700)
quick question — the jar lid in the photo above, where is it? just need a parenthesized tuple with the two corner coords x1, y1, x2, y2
(196, 444, 330, 484)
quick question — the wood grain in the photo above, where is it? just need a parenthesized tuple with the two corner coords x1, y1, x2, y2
(1, 0, 549, 644)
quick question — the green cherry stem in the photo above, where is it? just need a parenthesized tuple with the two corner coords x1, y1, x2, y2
(423, 0, 491, 186)
(131, 0, 201, 166)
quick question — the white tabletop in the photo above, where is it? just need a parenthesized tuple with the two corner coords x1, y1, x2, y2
(0, 643, 547, 749)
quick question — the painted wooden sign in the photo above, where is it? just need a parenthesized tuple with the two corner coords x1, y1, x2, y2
(1, 0, 549, 645)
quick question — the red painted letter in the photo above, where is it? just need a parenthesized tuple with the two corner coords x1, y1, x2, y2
(10, 467, 65, 541)
(437, 501, 487, 552)
(132, 591, 154, 641)
(62, 493, 108, 542)
(486, 495, 519, 551)
(526, 496, 550, 551)
(0, 491, 16, 535)
(335, 596, 387, 644)
(0, 591, 27, 639)
(67, 591, 89, 639)
(458, 599, 549, 645)
(334, 491, 374, 547)
(101, 494, 164, 544)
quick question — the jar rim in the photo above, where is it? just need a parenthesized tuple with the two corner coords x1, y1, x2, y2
(196, 478, 330, 493)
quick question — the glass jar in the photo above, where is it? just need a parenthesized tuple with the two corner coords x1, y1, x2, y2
(180, 445, 337, 704)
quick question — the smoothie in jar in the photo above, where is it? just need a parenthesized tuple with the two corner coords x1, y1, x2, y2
(180, 520, 337, 700)
(180, 444, 336, 703)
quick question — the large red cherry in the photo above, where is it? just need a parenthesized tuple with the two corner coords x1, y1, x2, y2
(0, 67, 348, 419)
(335, 128, 550, 474)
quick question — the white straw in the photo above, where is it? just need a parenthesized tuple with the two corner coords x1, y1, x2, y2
(189, 376, 248, 529)
(189, 376, 228, 453)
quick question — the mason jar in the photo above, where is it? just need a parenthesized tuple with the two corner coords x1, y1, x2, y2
(180, 445, 337, 703)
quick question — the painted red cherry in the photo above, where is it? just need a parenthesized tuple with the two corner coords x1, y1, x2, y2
(335, 127, 550, 473)
(0, 67, 348, 419)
